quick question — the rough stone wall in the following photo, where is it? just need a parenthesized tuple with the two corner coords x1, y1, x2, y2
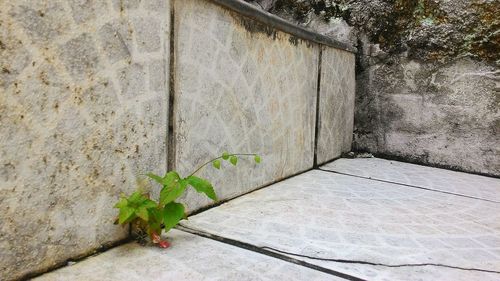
(316, 47, 355, 164)
(172, 0, 319, 211)
(0, 0, 356, 278)
(248, 0, 500, 176)
(0, 0, 170, 279)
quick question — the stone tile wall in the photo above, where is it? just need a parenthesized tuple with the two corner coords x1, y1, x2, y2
(316, 47, 356, 164)
(0, 0, 355, 279)
(0, 0, 170, 279)
(171, 0, 319, 211)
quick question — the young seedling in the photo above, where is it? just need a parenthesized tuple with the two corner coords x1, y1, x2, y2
(114, 152, 261, 248)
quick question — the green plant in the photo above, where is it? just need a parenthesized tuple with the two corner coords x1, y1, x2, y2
(114, 152, 261, 248)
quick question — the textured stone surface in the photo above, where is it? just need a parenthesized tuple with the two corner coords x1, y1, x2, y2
(0, 0, 170, 279)
(183, 164, 500, 281)
(172, 0, 320, 211)
(316, 47, 355, 164)
(249, 0, 500, 177)
(33, 230, 339, 281)
(354, 57, 500, 176)
(1, 0, 356, 279)
(322, 157, 500, 202)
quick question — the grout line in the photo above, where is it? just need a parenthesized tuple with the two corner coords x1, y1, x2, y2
(166, 0, 177, 172)
(177, 225, 366, 281)
(316, 168, 500, 204)
(313, 46, 323, 167)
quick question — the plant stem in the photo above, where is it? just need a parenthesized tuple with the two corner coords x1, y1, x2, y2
(188, 153, 257, 177)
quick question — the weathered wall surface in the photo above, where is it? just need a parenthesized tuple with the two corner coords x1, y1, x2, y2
(0, 0, 356, 279)
(172, 0, 320, 211)
(0, 0, 170, 279)
(249, 0, 499, 176)
(316, 47, 355, 165)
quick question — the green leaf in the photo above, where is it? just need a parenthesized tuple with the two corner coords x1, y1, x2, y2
(162, 202, 185, 232)
(141, 199, 157, 209)
(186, 176, 217, 201)
(114, 198, 128, 209)
(146, 172, 163, 184)
(136, 207, 149, 221)
(149, 208, 163, 223)
(213, 159, 221, 169)
(222, 152, 230, 160)
(254, 155, 261, 164)
(128, 191, 147, 207)
(229, 156, 238, 166)
(162, 171, 180, 186)
(159, 179, 187, 207)
(118, 206, 136, 224)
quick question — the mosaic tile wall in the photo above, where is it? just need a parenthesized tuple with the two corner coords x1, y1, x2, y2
(0, 0, 170, 279)
(0, 0, 355, 279)
(172, 0, 319, 211)
(316, 47, 355, 164)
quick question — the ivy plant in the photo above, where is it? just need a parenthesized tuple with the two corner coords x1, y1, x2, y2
(114, 152, 261, 248)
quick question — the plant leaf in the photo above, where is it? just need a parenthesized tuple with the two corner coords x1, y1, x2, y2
(118, 206, 136, 224)
(162, 202, 185, 232)
(136, 207, 149, 221)
(159, 179, 187, 207)
(222, 152, 230, 160)
(149, 208, 163, 223)
(114, 198, 128, 209)
(213, 159, 221, 169)
(186, 176, 217, 201)
(141, 199, 157, 209)
(254, 155, 261, 164)
(162, 171, 180, 186)
(229, 156, 238, 166)
(128, 191, 147, 207)
(146, 173, 163, 184)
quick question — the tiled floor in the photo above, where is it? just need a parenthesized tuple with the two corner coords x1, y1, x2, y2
(34, 158, 500, 281)
(321, 158, 500, 202)
(34, 230, 339, 281)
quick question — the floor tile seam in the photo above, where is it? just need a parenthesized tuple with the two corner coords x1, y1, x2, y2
(315, 168, 500, 204)
(176, 224, 367, 281)
(177, 225, 500, 276)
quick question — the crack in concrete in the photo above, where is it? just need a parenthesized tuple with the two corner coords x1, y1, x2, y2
(177, 225, 366, 281)
(178, 225, 500, 278)
(262, 246, 500, 274)
(316, 168, 500, 204)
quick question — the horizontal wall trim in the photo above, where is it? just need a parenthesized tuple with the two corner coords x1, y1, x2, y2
(209, 0, 357, 53)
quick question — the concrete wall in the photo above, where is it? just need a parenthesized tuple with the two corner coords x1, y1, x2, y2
(171, 0, 319, 211)
(0, 0, 170, 279)
(354, 57, 499, 176)
(316, 47, 355, 165)
(250, 0, 499, 177)
(0, 0, 355, 279)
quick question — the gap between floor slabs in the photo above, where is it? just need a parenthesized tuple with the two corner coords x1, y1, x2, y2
(316, 168, 500, 204)
(178, 225, 500, 277)
(177, 225, 367, 281)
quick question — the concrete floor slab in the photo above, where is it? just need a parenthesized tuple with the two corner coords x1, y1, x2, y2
(33, 230, 340, 281)
(34, 159, 500, 280)
(183, 168, 500, 281)
(321, 158, 500, 202)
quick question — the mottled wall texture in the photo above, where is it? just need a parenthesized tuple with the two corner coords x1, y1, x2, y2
(317, 47, 355, 165)
(248, 0, 499, 176)
(0, 0, 170, 279)
(172, 0, 320, 211)
(0, 0, 355, 279)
